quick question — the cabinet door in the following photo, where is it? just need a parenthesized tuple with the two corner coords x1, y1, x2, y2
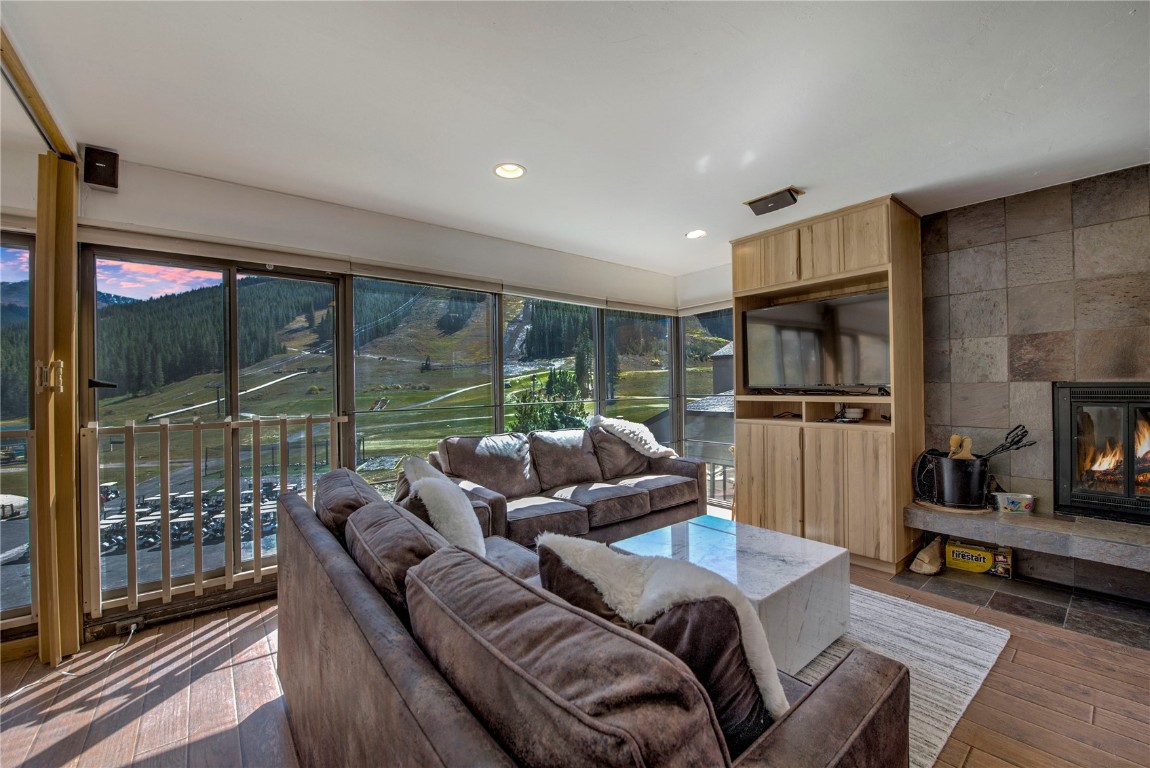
(732, 238, 766, 292)
(799, 218, 843, 280)
(735, 422, 802, 534)
(845, 430, 894, 561)
(734, 422, 766, 527)
(842, 204, 890, 270)
(803, 428, 845, 547)
(763, 424, 803, 536)
(764, 229, 802, 286)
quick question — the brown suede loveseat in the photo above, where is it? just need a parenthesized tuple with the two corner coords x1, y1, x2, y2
(278, 469, 912, 768)
(395, 427, 706, 547)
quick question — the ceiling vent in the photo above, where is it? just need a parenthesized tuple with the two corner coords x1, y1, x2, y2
(744, 186, 802, 216)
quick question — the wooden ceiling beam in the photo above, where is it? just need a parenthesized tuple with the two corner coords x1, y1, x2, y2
(1, 24, 74, 160)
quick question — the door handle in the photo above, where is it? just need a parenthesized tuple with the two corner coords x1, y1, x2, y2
(89, 378, 118, 389)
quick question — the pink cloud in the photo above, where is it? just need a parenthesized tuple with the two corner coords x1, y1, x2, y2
(1, 247, 31, 281)
(97, 259, 222, 300)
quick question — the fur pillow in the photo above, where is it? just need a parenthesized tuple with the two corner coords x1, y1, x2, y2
(394, 454, 448, 504)
(588, 414, 677, 458)
(410, 477, 485, 556)
(404, 455, 446, 482)
(536, 533, 789, 721)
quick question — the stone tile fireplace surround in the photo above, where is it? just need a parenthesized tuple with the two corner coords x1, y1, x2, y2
(915, 163, 1149, 598)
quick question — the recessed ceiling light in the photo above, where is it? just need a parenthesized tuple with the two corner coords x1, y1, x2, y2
(494, 163, 526, 179)
(685, 229, 707, 239)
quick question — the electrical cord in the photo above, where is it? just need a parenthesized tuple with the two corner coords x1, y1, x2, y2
(0, 623, 138, 707)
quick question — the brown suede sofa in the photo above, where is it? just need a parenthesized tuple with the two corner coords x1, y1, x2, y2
(278, 471, 911, 768)
(395, 427, 706, 547)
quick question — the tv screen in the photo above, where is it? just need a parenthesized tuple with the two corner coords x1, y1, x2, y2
(743, 290, 890, 390)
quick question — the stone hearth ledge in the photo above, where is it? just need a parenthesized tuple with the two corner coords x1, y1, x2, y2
(904, 503, 1150, 573)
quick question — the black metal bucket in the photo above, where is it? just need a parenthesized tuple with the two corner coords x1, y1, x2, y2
(933, 456, 989, 509)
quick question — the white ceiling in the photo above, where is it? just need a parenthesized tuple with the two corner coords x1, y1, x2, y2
(2, 1, 1148, 277)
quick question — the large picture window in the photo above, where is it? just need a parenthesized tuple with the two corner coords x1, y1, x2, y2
(502, 296, 595, 432)
(603, 309, 671, 442)
(1, 237, 34, 622)
(682, 308, 735, 505)
(352, 278, 494, 492)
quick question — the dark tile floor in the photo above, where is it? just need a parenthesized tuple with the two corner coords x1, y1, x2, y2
(889, 566, 1150, 650)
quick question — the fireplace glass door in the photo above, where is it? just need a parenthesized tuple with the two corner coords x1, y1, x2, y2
(1138, 407, 1150, 500)
(1054, 383, 1150, 523)
(1074, 405, 1127, 497)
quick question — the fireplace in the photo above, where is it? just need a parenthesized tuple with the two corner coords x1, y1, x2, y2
(1054, 382, 1150, 524)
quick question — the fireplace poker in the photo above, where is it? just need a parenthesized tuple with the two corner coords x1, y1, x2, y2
(982, 425, 1029, 459)
(982, 438, 1037, 461)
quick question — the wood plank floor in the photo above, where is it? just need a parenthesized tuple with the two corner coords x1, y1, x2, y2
(853, 565, 1150, 768)
(0, 600, 295, 768)
(3, 576, 1147, 767)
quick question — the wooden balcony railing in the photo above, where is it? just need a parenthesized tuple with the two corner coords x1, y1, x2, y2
(79, 414, 345, 618)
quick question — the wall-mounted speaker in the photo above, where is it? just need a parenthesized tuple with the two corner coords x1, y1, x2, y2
(81, 145, 119, 192)
(744, 186, 802, 216)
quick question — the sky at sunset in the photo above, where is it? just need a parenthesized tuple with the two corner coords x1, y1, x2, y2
(95, 260, 223, 300)
(0, 247, 29, 282)
(0, 249, 223, 300)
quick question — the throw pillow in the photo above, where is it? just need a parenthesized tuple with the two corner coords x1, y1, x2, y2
(404, 454, 446, 482)
(393, 454, 448, 504)
(410, 477, 486, 556)
(588, 414, 677, 458)
(314, 468, 385, 541)
(536, 533, 789, 754)
(344, 500, 449, 622)
(406, 547, 729, 767)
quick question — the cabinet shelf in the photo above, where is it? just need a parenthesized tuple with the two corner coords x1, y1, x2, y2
(737, 394, 892, 404)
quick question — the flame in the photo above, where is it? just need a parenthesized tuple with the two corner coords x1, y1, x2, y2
(1087, 438, 1123, 472)
(1137, 417, 1150, 459)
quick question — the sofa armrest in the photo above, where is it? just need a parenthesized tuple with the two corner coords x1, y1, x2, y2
(649, 455, 705, 480)
(454, 478, 508, 538)
(733, 648, 909, 768)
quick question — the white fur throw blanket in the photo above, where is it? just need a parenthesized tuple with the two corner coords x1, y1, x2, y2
(588, 414, 677, 458)
(536, 533, 789, 718)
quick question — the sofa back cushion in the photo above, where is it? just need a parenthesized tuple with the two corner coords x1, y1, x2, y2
(407, 547, 729, 768)
(438, 433, 541, 498)
(589, 427, 650, 480)
(528, 429, 604, 489)
(314, 468, 385, 540)
(345, 501, 449, 623)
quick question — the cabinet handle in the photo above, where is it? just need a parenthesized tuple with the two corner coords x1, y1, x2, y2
(794, 252, 800, 279)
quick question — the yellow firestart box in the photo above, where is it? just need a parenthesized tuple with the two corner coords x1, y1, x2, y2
(945, 539, 1012, 578)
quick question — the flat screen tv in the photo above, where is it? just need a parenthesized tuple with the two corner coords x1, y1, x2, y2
(743, 290, 890, 391)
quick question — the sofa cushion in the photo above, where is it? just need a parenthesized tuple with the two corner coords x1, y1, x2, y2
(483, 536, 540, 581)
(439, 433, 542, 498)
(406, 547, 729, 768)
(589, 427, 650, 480)
(545, 482, 650, 528)
(314, 468, 385, 540)
(505, 497, 589, 546)
(537, 539, 780, 759)
(613, 474, 698, 512)
(345, 501, 448, 622)
(528, 429, 603, 489)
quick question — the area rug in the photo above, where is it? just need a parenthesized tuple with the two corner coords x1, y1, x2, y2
(796, 585, 1010, 768)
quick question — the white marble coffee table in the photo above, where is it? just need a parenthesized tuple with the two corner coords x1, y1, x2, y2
(611, 515, 850, 675)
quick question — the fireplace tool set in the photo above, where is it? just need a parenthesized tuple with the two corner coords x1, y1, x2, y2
(913, 425, 1036, 510)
